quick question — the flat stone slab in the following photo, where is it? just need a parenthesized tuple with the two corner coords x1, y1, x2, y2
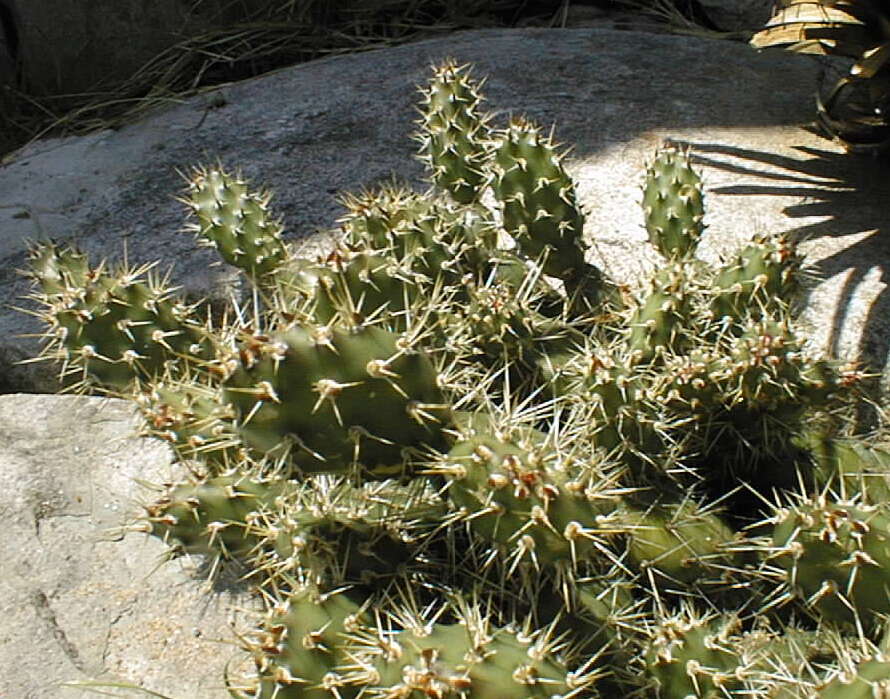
(1, 27, 888, 396)
(0, 394, 255, 697)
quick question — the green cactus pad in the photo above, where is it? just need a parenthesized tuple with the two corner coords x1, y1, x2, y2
(621, 499, 736, 585)
(342, 600, 594, 698)
(768, 497, 890, 625)
(642, 145, 705, 261)
(234, 585, 364, 698)
(219, 323, 452, 476)
(143, 473, 284, 560)
(642, 611, 748, 698)
(416, 59, 492, 205)
(490, 117, 587, 282)
(26, 241, 213, 391)
(183, 166, 289, 282)
(709, 233, 802, 327)
(441, 428, 625, 573)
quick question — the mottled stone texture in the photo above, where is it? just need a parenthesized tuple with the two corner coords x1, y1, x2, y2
(0, 394, 256, 697)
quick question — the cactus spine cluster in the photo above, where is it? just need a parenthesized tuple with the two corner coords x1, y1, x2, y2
(23, 59, 890, 697)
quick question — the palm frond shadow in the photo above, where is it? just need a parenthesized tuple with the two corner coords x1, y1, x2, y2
(674, 139, 890, 424)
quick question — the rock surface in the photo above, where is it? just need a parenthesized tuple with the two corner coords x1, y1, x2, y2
(698, 0, 773, 32)
(0, 394, 256, 698)
(2, 27, 889, 395)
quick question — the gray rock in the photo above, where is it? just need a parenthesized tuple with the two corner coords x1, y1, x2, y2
(1, 27, 888, 397)
(698, 0, 774, 33)
(0, 393, 256, 698)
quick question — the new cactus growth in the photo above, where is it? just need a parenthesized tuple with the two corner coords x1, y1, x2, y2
(490, 117, 588, 284)
(22, 59, 890, 697)
(416, 59, 491, 205)
(183, 166, 289, 282)
(709, 233, 803, 327)
(642, 146, 705, 260)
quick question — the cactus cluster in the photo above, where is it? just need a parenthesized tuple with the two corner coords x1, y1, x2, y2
(24, 59, 890, 696)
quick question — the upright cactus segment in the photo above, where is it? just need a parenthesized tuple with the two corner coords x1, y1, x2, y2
(627, 262, 696, 365)
(218, 323, 452, 476)
(25, 241, 212, 391)
(339, 185, 441, 258)
(490, 117, 588, 283)
(182, 167, 289, 283)
(642, 145, 705, 260)
(447, 271, 583, 386)
(416, 59, 491, 204)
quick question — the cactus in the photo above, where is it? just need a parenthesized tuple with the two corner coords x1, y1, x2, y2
(627, 262, 696, 365)
(820, 659, 890, 698)
(764, 496, 890, 626)
(416, 59, 491, 205)
(25, 241, 213, 392)
(22, 59, 890, 698)
(438, 426, 627, 578)
(621, 498, 736, 585)
(183, 166, 289, 283)
(708, 233, 803, 328)
(233, 584, 365, 699)
(218, 322, 452, 476)
(642, 145, 705, 261)
(141, 473, 283, 561)
(342, 598, 597, 698)
(134, 369, 240, 466)
(641, 610, 749, 698)
(489, 117, 588, 284)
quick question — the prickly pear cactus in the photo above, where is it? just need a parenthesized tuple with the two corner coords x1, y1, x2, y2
(642, 145, 705, 260)
(22, 59, 890, 698)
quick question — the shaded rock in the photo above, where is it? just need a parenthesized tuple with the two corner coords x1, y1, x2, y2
(0, 394, 255, 698)
(698, 0, 774, 33)
(1, 27, 888, 397)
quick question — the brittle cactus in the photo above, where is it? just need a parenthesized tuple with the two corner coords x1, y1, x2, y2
(21, 59, 890, 698)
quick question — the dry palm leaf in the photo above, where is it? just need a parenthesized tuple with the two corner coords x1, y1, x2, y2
(751, 0, 890, 151)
